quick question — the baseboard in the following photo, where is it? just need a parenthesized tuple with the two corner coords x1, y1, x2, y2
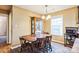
(52, 40, 64, 45)
(11, 44, 21, 49)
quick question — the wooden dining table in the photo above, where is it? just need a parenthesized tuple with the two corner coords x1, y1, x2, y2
(19, 33, 52, 53)
(20, 34, 52, 42)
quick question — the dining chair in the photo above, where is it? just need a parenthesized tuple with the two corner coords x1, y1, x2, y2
(45, 35, 52, 52)
(19, 37, 27, 52)
(31, 41, 39, 53)
(20, 37, 34, 53)
(37, 38, 47, 53)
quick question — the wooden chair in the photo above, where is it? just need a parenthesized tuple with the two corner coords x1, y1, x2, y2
(19, 37, 27, 52)
(45, 35, 52, 52)
(37, 38, 47, 53)
(20, 37, 35, 53)
(31, 41, 39, 53)
(20, 36, 41, 53)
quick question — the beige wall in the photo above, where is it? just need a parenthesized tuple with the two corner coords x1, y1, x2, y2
(12, 6, 41, 46)
(44, 7, 78, 44)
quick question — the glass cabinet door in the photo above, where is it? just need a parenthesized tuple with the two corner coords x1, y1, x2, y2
(36, 19, 43, 33)
(31, 17, 43, 34)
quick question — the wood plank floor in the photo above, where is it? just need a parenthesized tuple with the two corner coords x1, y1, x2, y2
(0, 44, 11, 53)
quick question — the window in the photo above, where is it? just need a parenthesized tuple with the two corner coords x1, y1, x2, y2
(51, 16, 63, 36)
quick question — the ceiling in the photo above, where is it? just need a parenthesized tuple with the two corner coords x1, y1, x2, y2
(16, 5, 76, 14)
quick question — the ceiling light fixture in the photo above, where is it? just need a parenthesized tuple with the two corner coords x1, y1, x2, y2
(41, 5, 51, 20)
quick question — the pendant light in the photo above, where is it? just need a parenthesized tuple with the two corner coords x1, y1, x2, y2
(41, 5, 51, 20)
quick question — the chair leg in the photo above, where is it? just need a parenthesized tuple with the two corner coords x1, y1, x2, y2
(49, 44, 52, 52)
(20, 47, 25, 53)
(20, 47, 22, 52)
(44, 44, 48, 53)
(30, 44, 35, 53)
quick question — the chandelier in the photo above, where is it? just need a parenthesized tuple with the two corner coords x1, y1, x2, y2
(41, 5, 51, 20)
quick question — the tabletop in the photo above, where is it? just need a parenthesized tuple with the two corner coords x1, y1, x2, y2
(20, 34, 52, 42)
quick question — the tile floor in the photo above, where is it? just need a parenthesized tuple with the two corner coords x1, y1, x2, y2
(51, 42, 71, 53)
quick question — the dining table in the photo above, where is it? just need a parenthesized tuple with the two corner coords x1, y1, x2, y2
(20, 33, 52, 42)
(19, 33, 52, 53)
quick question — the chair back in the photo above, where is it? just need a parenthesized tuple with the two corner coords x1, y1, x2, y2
(19, 37, 26, 45)
(46, 35, 52, 43)
(37, 38, 46, 48)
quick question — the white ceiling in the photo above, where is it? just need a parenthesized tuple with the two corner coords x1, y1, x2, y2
(15, 5, 76, 14)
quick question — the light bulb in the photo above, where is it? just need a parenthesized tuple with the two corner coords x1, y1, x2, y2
(46, 15, 51, 20)
(41, 15, 45, 19)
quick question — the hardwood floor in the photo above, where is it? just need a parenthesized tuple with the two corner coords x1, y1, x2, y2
(0, 44, 11, 53)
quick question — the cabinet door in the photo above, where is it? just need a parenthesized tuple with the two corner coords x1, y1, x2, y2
(36, 19, 43, 33)
(31, 17, 43, 34)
